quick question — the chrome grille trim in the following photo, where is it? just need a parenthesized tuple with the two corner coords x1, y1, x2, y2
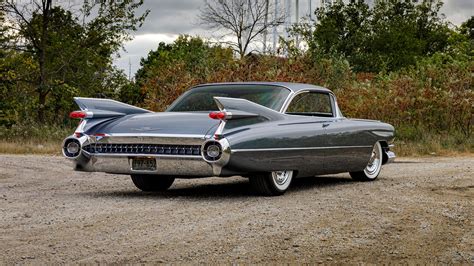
(82, 143, 201, 156)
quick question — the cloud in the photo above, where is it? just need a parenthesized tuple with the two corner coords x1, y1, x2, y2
(115, 0, 474, 76)
(114, 33, 180, 76)
(134, 0, 204, 35)
(440, 0, 473, 26)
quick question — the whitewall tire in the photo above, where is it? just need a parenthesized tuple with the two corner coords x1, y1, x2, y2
(350, 142, 383, 181)
(250, 170, 294, 196)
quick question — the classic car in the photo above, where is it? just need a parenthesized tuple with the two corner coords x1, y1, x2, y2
(62, 82, 395, 196)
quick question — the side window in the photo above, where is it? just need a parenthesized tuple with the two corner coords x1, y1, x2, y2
(286, 92, 333, 117)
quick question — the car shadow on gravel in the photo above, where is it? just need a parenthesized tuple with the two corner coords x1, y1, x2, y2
(80, 176, 356, 199)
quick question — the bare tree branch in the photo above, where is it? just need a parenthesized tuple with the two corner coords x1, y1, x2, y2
(199, 0, 285, 58)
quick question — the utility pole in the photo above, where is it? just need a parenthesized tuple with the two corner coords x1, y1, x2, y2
(296, 0, 299, 22)
(263, 0, 269, 53)
(285, 0, 291, 40)
(273, 0, 278, 51)
(295, 0, 299, 48)
(128, 57, 132, 81)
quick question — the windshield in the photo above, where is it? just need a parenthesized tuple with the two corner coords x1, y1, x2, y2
(167, 84, 291, 112)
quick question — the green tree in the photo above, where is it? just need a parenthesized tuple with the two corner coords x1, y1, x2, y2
(460, 16, 474, 40)
(1, 0, 148, 122)
(130, 35, 234, 110)
(301, 0, 450, 72)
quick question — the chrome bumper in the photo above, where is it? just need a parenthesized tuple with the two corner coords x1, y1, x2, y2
(384, 151, 396, 164)
(63, 134, 232, 177)
(72, 153, 215, 176)
(383, 144, 396, 165)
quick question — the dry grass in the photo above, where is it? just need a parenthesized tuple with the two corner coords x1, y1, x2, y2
(0, 141, 61, 155)
(394, 142, 473, 157)
(393, 134, 473, 157)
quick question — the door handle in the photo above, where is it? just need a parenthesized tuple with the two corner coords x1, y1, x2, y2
(322, 123, 330, 128)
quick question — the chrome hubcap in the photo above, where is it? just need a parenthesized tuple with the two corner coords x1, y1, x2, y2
(272, 171, 291, 185)
(365, 145, 381, 176)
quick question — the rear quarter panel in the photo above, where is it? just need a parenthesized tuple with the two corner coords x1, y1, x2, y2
(323, 118, 395, 174)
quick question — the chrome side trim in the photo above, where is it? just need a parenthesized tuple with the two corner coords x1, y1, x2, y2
(371, 131, 394, 137)
(231, 145, 372, 153)
(75, 119, 87, 133)
(213, 120, 226, 138)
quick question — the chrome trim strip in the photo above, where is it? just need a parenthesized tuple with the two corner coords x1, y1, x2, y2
(213, 120, 226, 137)
(86, 111, 94, 118)
(231, 145, 372, 153)
(279, 90, 295, 113)
(106, 133, 206, 138)
(82, 151, 202, 159)
(92, 134, 206, 145)
(280, 89, 344, 118)
(75, 119, 87, 133)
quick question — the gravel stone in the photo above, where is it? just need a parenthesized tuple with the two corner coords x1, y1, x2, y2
(0, 155, 472, 263)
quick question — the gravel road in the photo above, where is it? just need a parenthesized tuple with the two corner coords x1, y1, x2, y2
(0, 155, 472, 264)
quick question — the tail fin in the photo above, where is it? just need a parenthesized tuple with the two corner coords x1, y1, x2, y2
(213, 97, 285, 121)
(74, 97, 151, 118)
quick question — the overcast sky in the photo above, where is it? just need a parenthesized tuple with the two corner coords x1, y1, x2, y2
(115, 0, 474, 77)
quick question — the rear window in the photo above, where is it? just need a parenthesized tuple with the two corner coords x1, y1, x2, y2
(168, 85, 291, 112)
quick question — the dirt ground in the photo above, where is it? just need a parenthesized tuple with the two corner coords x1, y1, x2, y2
(0, 155, 472, 264)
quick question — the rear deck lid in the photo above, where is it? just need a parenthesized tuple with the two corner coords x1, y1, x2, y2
(87, 112, 219, 137)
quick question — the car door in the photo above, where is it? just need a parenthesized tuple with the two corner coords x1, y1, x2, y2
(285, 91, 335, 175)
(321, 95, 374, 174)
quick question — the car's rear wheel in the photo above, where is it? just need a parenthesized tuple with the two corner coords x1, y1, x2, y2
(130, 174, 175, 191)
(350, 142, 383, 181)
(250, 170, 293, 196)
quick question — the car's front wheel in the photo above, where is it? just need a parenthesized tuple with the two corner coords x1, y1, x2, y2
(130, 174, 175, 191)
(250, 170, 294, 196)
(350, 142, 383, 181)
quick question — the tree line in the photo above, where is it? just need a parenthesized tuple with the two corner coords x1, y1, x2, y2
(1, 0, 473, 147)
(1, 0, 148, 124)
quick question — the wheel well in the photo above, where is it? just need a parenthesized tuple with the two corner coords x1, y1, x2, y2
(379, 141, 389, 165)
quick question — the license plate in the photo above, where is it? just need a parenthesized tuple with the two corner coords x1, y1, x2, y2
(132, 157, 156, 171)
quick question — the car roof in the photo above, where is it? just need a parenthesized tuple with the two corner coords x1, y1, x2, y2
(192, 82, 332, 93)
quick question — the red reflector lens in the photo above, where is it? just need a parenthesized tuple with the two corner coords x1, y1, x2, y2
(69, 111, 86, 119)
(209, 112, 218, 119)
(209, 111, 226, 120)
(216, 112, 226, 119)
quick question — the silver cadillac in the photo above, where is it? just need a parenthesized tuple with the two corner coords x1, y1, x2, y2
(62, 82, 395, 196)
